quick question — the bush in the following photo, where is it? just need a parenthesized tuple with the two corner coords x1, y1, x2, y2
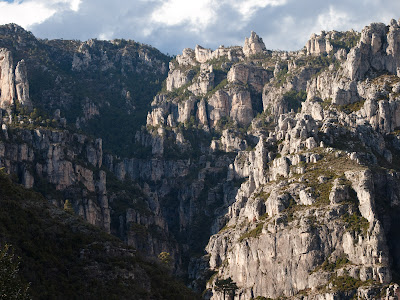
(283, 90, 307, 113)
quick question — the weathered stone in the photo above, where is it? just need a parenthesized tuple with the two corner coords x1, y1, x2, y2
(14, 59, 32, 109)
(243, 31, 266, 57)
(0, 48, 15, 108)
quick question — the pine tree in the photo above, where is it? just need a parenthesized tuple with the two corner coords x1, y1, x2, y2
(214, 277, 238, 300)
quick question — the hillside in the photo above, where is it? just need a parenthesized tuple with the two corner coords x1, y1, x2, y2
(1, 19, 400, 300)
(0, 169, 198, 299)
(0, 23, 169, 157)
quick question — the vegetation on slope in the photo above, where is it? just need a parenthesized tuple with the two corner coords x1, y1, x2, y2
(0, 24, 170, 157)
(0, 170, 198, 299)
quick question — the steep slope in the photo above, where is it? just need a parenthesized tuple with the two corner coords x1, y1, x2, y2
(0, 169, 198, 299)
(2, 18, 400, 300)
(141, 20, 400, 299)
(0, 23, 169, 157)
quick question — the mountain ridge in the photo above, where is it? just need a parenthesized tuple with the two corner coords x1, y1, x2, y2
(1, 19, 400, 299)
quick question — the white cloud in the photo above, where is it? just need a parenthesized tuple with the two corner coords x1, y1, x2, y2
(14, 0, 400, 55)
(313, 6, 352, 33)
(0, 0, 82, 28)
(232, 0, 287, 18)
(99, 31, 113, 40)
(151, 0, 218, 29)
(69, 0, 82, 11)
(0, 1, 56, 27)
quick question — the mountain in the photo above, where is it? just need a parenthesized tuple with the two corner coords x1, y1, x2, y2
(0, 169, 197, 299)
(0, 23, 169, 157)
(1, 18, 400, 300)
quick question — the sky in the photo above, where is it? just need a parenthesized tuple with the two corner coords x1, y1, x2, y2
(0, 0, 399, 55)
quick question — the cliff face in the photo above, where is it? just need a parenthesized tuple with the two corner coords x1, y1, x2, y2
(140, 20, 400, 299)
(0, 48, 31, 109)
(0, 124, 110, 231)
(0, 23, 169, 157)
(0, 170, 198, 299)
(1, 19, 400, 300)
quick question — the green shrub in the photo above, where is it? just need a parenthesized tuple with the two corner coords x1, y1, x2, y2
(239, 223, 264, 241)
(343, 212, 369, 235)
(283, 90, 307, 113)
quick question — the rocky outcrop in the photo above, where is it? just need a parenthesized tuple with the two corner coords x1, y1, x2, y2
(208, 90, 230, 127)
(343, 20, 400, 80)
(243, 31, 266, 57)
(188, 63, 215, 95)
(2, 19, 400, 300)
(207, 88, 254, 127)
(14, 59, 32, 109)
(176, 48, 197, 66)
(0, 48, 15, 108)
(194, 44, 244, 63)
(0, 128, 110, 232)
(166, 68, 195, 91)
(195, 45, 213, 63)
(0, 49, 32, 110)
(227, 64, 272, 92)
(229, 88, 253, 126)
(206, 142, 392, 299)
(135, 20, 400, 299)
(306, 31, 334, 56)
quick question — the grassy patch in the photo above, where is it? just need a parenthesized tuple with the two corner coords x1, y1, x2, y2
(274, 66, 289, 87)
(283, 90, 307, 113)
(337, 100, 366, 114)
(313, 254, 350, 273)
(328, 275, 371, 292)
(253, 190, 270, 201)
(329, 31, 361, 51)
(0, 170, 199, 299)
(239, 223, 264, 242)
(342, 212, 369, 235)
(206, 78, 228, 97)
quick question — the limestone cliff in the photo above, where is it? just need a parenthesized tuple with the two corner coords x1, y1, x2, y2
(139, 20, 400, 299)
(1, 19, 400, 300)
(0, 48, 31, 109)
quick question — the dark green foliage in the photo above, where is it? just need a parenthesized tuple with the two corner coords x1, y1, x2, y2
(343, 212, 369, 235)
(329, 31, 361, 51)
(163, 81, 194, 102)
(328, 275, 370, 291)
(274, 65, 288, 86)
(337, 100, 366, 114)
(326, 130, 367, 153)
(313, 254, 350, 273)
(0, 170, 198, 299)
(216, 116, 237, 131)
(307, 54, 337, 69)
(163, 126, 213, 159)
(294, 53, 340, 79)
(0, 244, 30, 300)
(83, 72, 165, 157)
(207, 78, 228, 96)
(214, 277, 238, 300)
(239, 223, 264, 242)
(0, 24, 170, 157)
(214, 69, 228, 87)
(283, 90, 307, 113)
